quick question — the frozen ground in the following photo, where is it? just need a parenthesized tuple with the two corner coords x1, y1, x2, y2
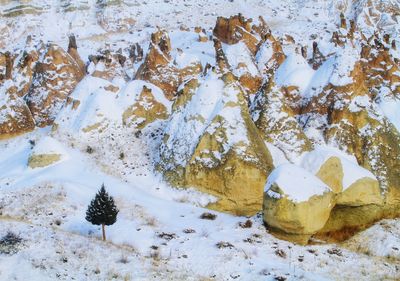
(1, 0, 400, 280)
(0, 129, 399, 281)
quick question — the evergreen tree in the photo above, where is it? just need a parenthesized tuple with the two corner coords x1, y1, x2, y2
(85, 184, 119, 241)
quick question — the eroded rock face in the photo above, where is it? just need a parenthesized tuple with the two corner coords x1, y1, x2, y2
(0, 90, 35, 139)
(135, 29, 180, 100)
(25, 43, 85, 127)
(88, 50, 127, 82)
(159, 71, 274, 215)
(213, 14, 259, 55)
(251, 82, 313, 162)
(119, 83, 170, 129)
(0, 40, 41, 139)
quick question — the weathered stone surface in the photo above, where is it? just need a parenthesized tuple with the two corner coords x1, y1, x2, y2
(135, 29, 180, 100)
(0, 90, 35, 139)
(315, 156, 343, 193)
(27, 136, 67, 168)
(337, 177, 383, 207)
(28, 154, 61, 168)
(251, 82, 312, 162)
(213, 14, 258, 55)
(121, 85, 169, 129)
(25, 44, 84, 127)
(263, 164, 334, 244)
(159, 72, 274, 216)
(88, 50, 127, 81)
(255, 33, 285, 83)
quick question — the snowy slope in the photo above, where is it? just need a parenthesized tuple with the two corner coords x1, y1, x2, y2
(1, 0, 400, 280)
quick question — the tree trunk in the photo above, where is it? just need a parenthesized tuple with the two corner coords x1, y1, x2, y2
(102, 224, 106, 241)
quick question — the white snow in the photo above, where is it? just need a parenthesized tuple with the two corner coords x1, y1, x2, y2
(224, 42, 260, 77)
(275, 52, 315, 93)
(299, 146, 377, 190)
(29, 136, 68, 158)
(265, 163, 331, 202)
(1, 1, 400, 280)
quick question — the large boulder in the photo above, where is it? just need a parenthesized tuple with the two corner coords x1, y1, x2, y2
(159, 71, 274, 215)
(299, 147, 383, 206)
(263, 164, 334, 244)
(213, 14, 259, 55)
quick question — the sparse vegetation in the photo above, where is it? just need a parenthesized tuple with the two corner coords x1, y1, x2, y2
(216, 241, 234, 249)
(86, 146, 94, 154)
(238, 219, 252, 228)
(327, 248, 343, 256)
(0, 231, 23, 254)
(275, 249, 287, 259)
(200, 212, 217, 220)
(157, 232, 176, 241)
(183, 228, 196, 234)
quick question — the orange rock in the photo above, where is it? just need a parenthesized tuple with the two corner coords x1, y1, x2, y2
(25, 44, 84, 127)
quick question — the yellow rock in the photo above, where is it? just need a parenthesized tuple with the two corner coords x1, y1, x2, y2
(28, 154, 61, 169)
(315, 156, 343, 193)
(336, 177, 383, 206)
(159, 72, 274, 216)
(122, 85, 169, 129)
(263, 164, 334, 243)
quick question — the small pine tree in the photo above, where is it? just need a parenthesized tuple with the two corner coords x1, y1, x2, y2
(85, 184, 119, 241)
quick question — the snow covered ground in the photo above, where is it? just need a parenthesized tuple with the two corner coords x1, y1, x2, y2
(1, 0, 400, 280)
(0, 128, 399, 281)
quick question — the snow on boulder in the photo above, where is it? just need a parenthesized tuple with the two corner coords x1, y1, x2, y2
(263, 164, 334, 243)
(255, 33, 285, 82)
(0, 87, 35, 140)
(28, 136, 68, 168)
(159, 71, 274, 216)
(275, 52, 315, 94)
(118, 80, 172, 129)
(54, 75, 172, 139)
(224, 41, 262, 94)
(299, 146, 383, 206)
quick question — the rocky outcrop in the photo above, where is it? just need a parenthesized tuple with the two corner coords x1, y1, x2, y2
(53, 76, 171, 138)
(28, 136, 67, 168)
(25, 43, 85, 127)
(135, 29, 180, 100)
(213, 14, 259, 55)
(263, 164, 334, 244)
(119, 82, 171, 129)
(0, 90, 35, 139)
(159, 71, 274, 216)
(255, 32, 286, 83)
(251, 82, 312, 161)
(88, 50, 127, 82)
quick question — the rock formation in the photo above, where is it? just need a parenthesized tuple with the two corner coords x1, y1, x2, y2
(135, 29, 181, 100)
(263, 164, 334, 244)
(159, 70, 274, 216)
(25, 43, 85, 127)
(28, 136, 67, 168)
